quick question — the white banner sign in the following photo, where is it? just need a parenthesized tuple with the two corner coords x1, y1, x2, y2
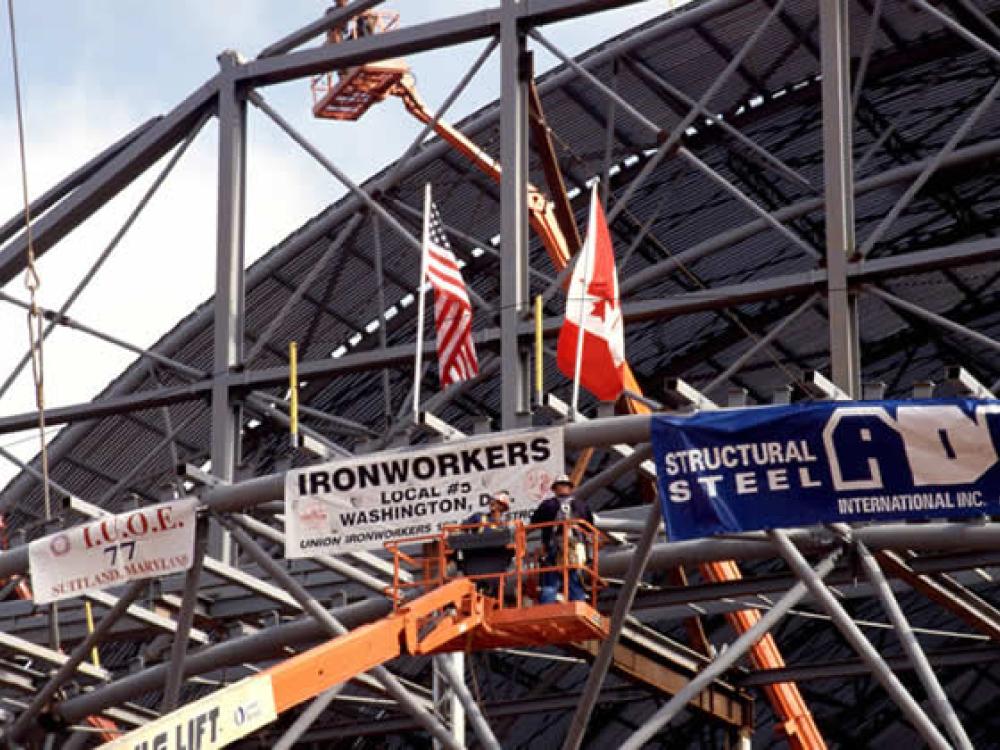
(102, 674, 277, 750)
(29, 498, 197, 604)
(285, 427, 564, 556)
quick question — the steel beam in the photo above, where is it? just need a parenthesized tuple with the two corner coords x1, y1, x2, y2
(621, 53, 814, 192)
(738, 645, 1000, 686)
(819, 0, 859, 397)
(437, 654, 501, 750)
(290, 687, 652, 741)
(620, 138, 1000, 296)
(876, 549, 1000, 642)
(213, 513, 460, 749)
(244, 214, 364, 364)
(256, 0, 385, 58)
(866, 284, 1000, 359)
(371, 217, 394, 428)
(210, 56, 248, 563)
(859, 77, 1000, 258)
(531, 22, 819, 261)
(563, 501, 664, 750)
(769, 529, 950, 750)
(568, 633, 751, 728)
(499, 0, 531, 428)
(0, 291, 205, 381)
(0, 631, 109, 682)
(855, 541, 973, 750)
(0, 79, 218, 282)
(910, 0, 1000, 65)
(700, 294, 818, 397)
(273, 685, 345, 750)
(5, 580, 147, 743)
(619, 549, 841, 750)
(0, 117, 159, 246)
(248, 94, 491, 314)
(54, 597, 391, 723)
(0, 113, 210, 400)
(238, 0, 681, 88)
(231, 512, 390, 594)
(161, 519, 208, 711)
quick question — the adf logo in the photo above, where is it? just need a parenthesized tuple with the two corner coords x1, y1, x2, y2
(823, 403, 1000, 491)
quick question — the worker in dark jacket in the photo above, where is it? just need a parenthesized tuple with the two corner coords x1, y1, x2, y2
(325, 0, 352, 44)
(531, 474, 593, 603)
(356, 9, 379, 37)
(456, 491, 513, 597)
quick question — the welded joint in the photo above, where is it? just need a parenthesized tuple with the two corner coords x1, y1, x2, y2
(662, 378, 719, 411)
(180, 463, 228, 489)
(802, 371, 850, 401)
(416, 411, 466, 441)
(944, 366, 993, 400)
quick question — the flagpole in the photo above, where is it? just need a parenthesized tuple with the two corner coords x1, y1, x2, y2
(571, 183, 598, 419)
(534, 294, 544, 407)
(413, 183, 431, 422)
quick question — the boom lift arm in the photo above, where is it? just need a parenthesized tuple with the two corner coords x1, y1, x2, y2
(103, 521, 608, 748)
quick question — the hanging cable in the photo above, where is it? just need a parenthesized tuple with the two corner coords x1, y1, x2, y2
(6, 0, 61, 653)
(6, 0, 53, 523)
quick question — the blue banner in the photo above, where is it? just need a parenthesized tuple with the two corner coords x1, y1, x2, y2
(652, 399, 1000, 541)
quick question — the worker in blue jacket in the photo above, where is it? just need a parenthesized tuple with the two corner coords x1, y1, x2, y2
(530, 474, 593, 603)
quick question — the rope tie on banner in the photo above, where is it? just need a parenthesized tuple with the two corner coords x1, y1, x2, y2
(6, 0, 53, 522)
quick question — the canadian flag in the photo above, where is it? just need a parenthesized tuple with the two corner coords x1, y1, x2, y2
(556, 185, 625, 402)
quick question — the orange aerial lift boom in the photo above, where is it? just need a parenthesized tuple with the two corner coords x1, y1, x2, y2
(309, 16, 825, 748)
(105, 520, 608, 748)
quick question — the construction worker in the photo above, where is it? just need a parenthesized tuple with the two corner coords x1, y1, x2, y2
(464, 490, 512, 530)
(531, 474, 594, 603)
(453, 491, 513, 597)
(356, 9, 379, 37)
(325, 0, 352, 45)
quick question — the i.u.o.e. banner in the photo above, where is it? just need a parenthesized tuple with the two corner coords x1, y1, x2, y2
(28, 498, 197, 604)
(652, 399, 1000, 541)
(285, 427, 563, 556)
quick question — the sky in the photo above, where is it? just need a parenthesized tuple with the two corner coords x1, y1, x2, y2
(0, 1, 675, 488)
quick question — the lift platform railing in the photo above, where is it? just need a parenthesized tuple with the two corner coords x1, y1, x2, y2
(385, 519, 606, 612)
(310, 10, 405, 121)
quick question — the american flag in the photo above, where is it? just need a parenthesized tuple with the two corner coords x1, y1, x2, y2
(424, 201, 479, 387)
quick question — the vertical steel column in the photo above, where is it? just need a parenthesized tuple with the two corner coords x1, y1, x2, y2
(438, 651, 502, 750)
(372, 217, 394, 429)
(161, 518, 209, 711)
(500, 0, 530, 429)
(819, 0, 860, 396)
(433, 652, 469, 749)
(211, 53, 248, 562)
